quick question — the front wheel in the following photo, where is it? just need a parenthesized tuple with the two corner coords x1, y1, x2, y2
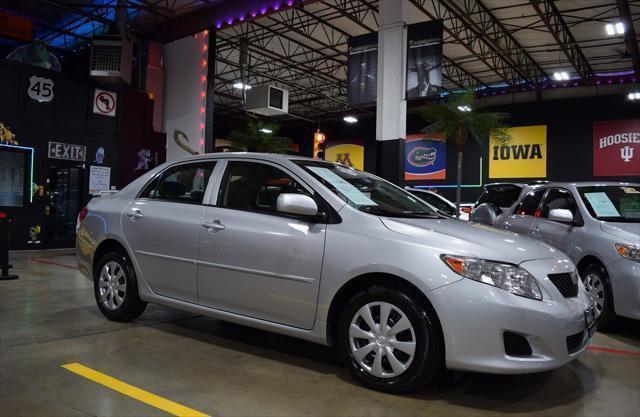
(94, 251, 147, 322)
(336, 285, 443, 393)
(581, 263, 614, 330)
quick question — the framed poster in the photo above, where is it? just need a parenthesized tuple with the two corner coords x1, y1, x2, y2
(405, 134, 446, 181)
(325, 140, 364, 170)
(593, 119, 640, 177)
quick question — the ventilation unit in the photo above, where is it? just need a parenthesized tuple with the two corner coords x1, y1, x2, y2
(90, 35, 133, 85)
(246, 85, 289, 116)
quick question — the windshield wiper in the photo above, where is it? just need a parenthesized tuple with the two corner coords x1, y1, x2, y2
(359, 206, 439, 218)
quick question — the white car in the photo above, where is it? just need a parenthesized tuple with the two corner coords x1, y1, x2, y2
(406, 188, 470, 220)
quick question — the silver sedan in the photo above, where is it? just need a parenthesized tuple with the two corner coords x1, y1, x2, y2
(77, 153, 595, 393)
(479, 182, 640, 328)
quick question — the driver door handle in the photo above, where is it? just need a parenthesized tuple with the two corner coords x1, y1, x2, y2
(127, 208, 143, 219)
(202, 220, 225, 232)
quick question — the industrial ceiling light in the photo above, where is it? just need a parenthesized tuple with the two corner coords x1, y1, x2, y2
(605, 22, 625, 36)
(628, 92, 640, 100)
(457, 105, 471, 112)
(232, 82, 252, 90)
(259, 128, 273, 133)
(553, 71, 569, 81)
(343, 115, 358, 123)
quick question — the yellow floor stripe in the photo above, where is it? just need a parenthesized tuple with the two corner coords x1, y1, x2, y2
(62, 363, 209, 417)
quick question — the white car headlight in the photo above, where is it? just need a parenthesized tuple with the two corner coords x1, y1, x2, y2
(441, 254, 542, 300)
(616, 243, 640, 262)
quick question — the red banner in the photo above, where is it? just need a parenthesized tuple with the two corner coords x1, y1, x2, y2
(0, 12, 32, 42)
(593, 119, 640, 177)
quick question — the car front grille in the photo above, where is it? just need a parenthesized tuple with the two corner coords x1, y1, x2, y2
(566, 330, 586, 354)
(548, 273, 578, 298)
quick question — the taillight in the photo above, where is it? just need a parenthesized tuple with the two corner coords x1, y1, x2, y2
(78, 207, 89, 222)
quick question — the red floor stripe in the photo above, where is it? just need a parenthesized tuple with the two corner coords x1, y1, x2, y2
(32, 258, 78, 269)
(588, 346, 640, 357)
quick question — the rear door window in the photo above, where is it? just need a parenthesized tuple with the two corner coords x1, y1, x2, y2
(514, 189, 546, 216)
(143, 162, 216, 204)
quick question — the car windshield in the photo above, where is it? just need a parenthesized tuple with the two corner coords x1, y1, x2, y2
(578, 185, 640, 223)
(294, 160, 439, 218)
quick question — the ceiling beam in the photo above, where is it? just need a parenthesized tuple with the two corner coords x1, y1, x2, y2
(617, 0, 640, 74)
(529, 0, 594, 80)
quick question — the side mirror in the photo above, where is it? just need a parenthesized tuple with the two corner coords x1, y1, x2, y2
(548, 208, 574, 223)
(470, 203, 498, 225)
(276, 193, 318, 217)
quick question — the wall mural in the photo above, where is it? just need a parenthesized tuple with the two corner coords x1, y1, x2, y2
(405, 133, 446, 181)
(489, 125, 547, 179)
(593, 119, 640, 177)
(173, 129, 200, 155)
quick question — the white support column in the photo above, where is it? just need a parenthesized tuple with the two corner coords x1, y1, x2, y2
(376, 0, 407, 142)
(375, 0, 407, 183)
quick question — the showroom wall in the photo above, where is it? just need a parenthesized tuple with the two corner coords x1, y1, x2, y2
(0, 58, 165, 249)
(282, 93, 639, 203)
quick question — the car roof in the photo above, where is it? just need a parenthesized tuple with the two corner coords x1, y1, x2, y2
(168, 152, 323, 165)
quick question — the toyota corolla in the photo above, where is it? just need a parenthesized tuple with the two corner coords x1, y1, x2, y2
(77, 153, 595, 393)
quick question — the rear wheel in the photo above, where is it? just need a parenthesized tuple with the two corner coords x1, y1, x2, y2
(337, 285, 443, 393)
(581, 263, 614, 330)
(94, 251, 147, 322)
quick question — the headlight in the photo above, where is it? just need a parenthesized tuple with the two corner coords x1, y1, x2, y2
(441, 254, 542, 300)
(616, 243, 640, 262)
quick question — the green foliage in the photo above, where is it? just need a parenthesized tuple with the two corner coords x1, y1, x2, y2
(422, 88, 511, 151)
(228, 120, 292, 153)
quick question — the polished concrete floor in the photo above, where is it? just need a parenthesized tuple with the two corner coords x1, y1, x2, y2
(1, 249, 639, 417)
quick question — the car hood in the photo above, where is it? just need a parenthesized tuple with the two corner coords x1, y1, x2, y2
(600, 222, 640, 244)
(380, 217, 562, 264)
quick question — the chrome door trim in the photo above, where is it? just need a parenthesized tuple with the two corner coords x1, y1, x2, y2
(196, 259, 316, 284)
(135, 250, 197, 265)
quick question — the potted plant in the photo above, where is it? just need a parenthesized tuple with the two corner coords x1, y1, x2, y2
(228, 120, 293, 153)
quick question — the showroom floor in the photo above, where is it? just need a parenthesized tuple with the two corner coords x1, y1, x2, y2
(1, 250, 639, 417)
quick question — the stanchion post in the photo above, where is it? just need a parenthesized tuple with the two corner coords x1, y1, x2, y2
(0, 212, 19, 280)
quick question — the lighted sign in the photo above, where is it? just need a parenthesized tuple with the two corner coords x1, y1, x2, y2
(48, 141, 86, 162)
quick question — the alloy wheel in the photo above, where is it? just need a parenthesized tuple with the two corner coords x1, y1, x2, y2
(98, 261, 127, 311)
(348, 301, 418, 379)
(584, 273, 605, 318)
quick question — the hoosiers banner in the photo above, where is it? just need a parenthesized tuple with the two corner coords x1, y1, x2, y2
(593, 119, 640, 177)
(405, 134, 446, 180)
(489, 125, 547, 179)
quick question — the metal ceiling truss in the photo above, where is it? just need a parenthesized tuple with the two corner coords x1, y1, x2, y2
(529, 0, 594, 80)
(617, 0, 640, 74)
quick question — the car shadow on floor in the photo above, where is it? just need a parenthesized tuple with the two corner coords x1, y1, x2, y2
(148, 308, 599, 413)
(603, 318, 640, 344)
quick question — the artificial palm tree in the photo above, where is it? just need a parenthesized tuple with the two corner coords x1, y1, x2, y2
(422, 88, 511, 218)
(228, 120, 292, 153)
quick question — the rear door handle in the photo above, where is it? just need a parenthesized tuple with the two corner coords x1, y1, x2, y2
(202, 220, 225, 232)
(127, 208, 143, 219)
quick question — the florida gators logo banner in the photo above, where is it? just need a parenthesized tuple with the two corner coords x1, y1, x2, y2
(489, 125, 547, 179)
(593, 119, 640, 177)
(405, 134, 446, 181)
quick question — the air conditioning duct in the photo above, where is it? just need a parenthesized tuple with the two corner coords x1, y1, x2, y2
(246, 84, 289, 116)
(90, 35, 133, 85)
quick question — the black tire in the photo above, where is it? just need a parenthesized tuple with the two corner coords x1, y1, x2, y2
(94, 251, 147, 322)
(336, 285, 444, 394)
(581, 263, 615, 331)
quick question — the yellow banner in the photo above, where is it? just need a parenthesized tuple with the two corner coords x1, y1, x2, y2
(325, 143, 364, 170)
(489, 125, 547, 178)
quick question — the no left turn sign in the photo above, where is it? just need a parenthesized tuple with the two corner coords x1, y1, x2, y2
(93, 89, 117, 117)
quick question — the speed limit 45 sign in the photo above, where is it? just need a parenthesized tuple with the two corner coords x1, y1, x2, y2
(93, 89, 117, 117)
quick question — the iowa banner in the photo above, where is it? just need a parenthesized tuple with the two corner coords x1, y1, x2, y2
(489, 125, 547, 178)
(405, 134, 446, 180)
(406, 20, 443, 99)
(593, 119, 640, 177)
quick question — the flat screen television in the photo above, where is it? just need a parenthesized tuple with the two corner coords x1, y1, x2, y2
(0, 145, 31, 208)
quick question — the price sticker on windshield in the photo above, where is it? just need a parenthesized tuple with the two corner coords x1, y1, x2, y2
(584, 192, 620, 217)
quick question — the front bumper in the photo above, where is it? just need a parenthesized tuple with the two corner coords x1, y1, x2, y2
(608, 257, 640, 320)
(428, 258, 593, 374)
